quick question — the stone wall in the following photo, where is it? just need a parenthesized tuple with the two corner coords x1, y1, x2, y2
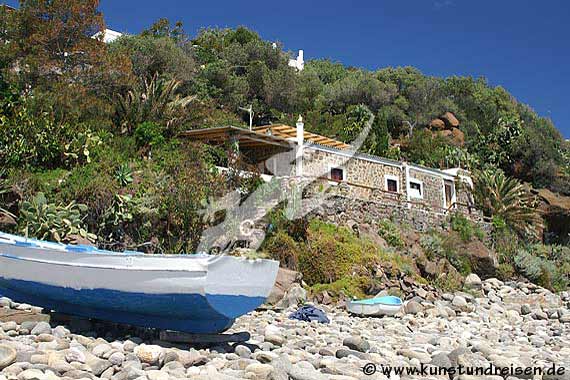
(308, 194, 491, 236)
(407, 168, 445, 210)
(303, 147, 403, 189)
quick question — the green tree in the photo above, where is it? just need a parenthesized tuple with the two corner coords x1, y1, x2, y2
(110, 34, 196, 83)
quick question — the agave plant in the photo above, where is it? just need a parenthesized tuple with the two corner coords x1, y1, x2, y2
(116, 73, 196, 133)
(115, 163, 134, 187)
(473, 169, 542, 240)
(18, 193, 96, 243)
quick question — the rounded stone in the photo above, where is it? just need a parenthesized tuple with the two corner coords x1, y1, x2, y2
(234, 345, 252, 359)
(465, 273, 482, 289)
(30, 322, 52, 336)
(404, 300, 424, 315)
(134, 345, 163, 365)
(0, 344, 17, 369)
(108, 352, 125, 366)
(342, 336, 370, 353)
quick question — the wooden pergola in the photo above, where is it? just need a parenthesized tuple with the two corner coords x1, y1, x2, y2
(253, 124, 350, 150)
(181, 125, 350, 151)
(180, 126, 294, 149)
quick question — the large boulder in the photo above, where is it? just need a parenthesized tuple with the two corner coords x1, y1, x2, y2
(266, 268, 302, 305)
(357, 223, 389, 250)
(441, 112, 460, 128)
(460, 240, 498, 278)
(534, 188, 570, 245)
(450, 127, 465, 146)
(429, 118, 446, 130)
(417, 257, 439, 279)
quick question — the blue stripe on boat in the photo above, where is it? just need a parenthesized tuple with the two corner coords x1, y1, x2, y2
(0, 277, 265, 333)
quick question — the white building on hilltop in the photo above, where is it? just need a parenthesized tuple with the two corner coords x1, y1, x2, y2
(288, 50, 304, 71)
(92, 28, 123, 44)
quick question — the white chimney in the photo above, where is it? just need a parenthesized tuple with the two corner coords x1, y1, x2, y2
(296, 115, 304, 177)
(297, 50, 304, 71)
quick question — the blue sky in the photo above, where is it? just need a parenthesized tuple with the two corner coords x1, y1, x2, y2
(6, 0, 570, 137)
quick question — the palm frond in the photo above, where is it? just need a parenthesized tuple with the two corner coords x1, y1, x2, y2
(473, 169, 542, 240)
(115, 73, 196, 133)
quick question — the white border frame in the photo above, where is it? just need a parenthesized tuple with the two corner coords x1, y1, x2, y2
(408, 178, 423, 199)
(442, 179, 457, 209)
(384, 174, 400, 193)
(328, 164, 346, 184)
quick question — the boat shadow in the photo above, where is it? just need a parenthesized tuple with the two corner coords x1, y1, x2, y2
(50, 312, 256, 352)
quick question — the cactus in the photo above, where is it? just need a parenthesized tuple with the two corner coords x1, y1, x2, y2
(18, 193, 96, 243)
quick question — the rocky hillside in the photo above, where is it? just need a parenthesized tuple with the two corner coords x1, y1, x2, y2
(1, 1, 568, 298)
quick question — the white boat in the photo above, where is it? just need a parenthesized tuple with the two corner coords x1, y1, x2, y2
(346, 296, 403, 317)
(0, 232, 279, 333)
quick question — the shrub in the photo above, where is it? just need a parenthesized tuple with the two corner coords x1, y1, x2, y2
(438, 232, 473, 275)
(513, 246, 569, 291)
(299, 220, 382, 286)
(0, 170, 16, 224)
(492, 216, 520, 263)
(420, 231, 472, 275)
(310, 276, 371, 299)
(431, 271, 464, 292)
(57, 162, 119, 223)
(378, 219, 404, 248)
(262, 230, 301, 270)
(155, 144, 225, 253)
(496, 263, 515, 281)
(450, 213, 484, 242)
(0, 96, 76, 169)
(419, 233, 444, 260)
(134, 121, 165, 148)
(297, 220, 420, 298)
(18, 192, 96, 243)
(98, 194, 134, 243)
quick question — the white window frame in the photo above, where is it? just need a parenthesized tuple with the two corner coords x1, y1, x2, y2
(443, 179, 457, 209)
(328, 164, 346, 184)
(408, 178, 423, 199)
(384, 174, 400, 193)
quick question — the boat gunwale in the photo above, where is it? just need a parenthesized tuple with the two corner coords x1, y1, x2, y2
(0, 244, 278, 273)
(0, 252, 212, 273)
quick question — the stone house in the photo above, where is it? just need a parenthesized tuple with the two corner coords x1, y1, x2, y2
(182, 117, 482, 224)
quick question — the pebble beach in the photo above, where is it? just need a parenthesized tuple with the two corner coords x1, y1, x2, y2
(1, 278, 570, 380)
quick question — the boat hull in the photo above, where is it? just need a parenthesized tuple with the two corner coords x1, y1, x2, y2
(346, 296, 403, 317)
(0, 233, 279, 333)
